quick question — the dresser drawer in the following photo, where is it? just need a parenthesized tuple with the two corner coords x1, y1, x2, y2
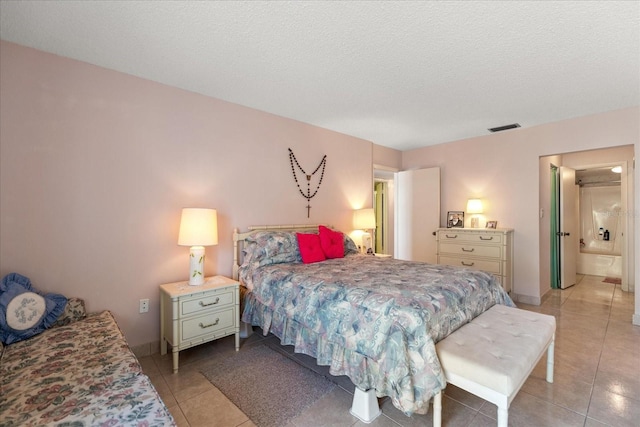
(181, 306, 236, 342)
(438, 256, 502, 275)
(439, 242, 501, 259)
(180, 289, 235, 316)
(438, 231, 503, 244)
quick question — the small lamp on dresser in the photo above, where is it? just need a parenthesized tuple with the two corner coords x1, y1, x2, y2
(354, 208, 376, 253)
(466, 199, 484, 228)
(178, 208, 218, 286)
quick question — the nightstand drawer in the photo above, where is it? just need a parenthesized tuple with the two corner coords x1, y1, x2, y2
(180, 289, 235, 316)
(439, 256, 502, 274)
(438, 231, 503, 244)
(439, 243, 501, 259)
(181, 306, 236, 341)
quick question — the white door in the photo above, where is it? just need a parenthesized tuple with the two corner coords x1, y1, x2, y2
(395, 167, 440, 263)
(560, 166, 578, 289)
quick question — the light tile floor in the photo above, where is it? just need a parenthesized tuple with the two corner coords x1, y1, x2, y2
(141, 275, 639, 426)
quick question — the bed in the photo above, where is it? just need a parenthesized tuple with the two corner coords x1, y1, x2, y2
(232, 224, 514, 417)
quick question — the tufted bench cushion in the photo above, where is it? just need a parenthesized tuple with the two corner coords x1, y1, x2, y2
(433, 304, 556, 427)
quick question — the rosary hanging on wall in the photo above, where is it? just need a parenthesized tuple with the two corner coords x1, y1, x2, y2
(288, 148, 327, 218)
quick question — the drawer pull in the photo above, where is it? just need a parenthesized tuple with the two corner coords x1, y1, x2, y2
(461, 261, 475, 267)
(445, 234, 458, 239)
(199, 297, 220, 307)
(199, 319, 220, 329)
(461, 247, 474, 252)
(479, 236, 494, 241)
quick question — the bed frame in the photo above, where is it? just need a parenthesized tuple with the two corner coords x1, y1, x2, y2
(231, 224, 382, 423)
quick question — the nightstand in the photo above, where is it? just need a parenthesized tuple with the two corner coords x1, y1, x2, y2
(160, 275, 240, 373)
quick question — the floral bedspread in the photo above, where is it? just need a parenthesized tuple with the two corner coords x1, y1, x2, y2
(242, 255, 514, 415)
(0, 311, 175, 426)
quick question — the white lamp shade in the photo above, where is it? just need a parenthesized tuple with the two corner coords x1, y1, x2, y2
(466, 199, 484, 214)
(178, 208, 218, 246)
(354, 208, 376, 230)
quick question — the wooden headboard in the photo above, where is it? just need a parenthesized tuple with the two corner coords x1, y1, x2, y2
(232, 224, 324, 281)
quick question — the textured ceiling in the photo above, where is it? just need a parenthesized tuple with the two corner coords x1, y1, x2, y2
(1, 1, 638, 151)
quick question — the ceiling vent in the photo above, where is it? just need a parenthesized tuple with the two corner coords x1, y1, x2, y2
(488, 123, 521, 133)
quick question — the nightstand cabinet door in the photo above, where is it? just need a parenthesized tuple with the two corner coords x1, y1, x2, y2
(436, 228, 513, 294)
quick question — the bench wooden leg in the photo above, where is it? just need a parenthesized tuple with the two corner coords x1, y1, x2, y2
(433, 391, 442, 427)
(546, 334, 555, 383)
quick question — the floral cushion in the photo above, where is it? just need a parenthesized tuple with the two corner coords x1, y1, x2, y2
(0, 273, 67, 345)
(0, 310, 175, 426)
(51, 297, 86, 327)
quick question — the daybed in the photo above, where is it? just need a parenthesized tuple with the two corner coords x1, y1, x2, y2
(232, 225, 514, 418)
(0, 273, 175, 426)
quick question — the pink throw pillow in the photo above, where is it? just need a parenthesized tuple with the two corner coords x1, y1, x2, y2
(297, 233, 326, 264)
(318, 225, 344, 259)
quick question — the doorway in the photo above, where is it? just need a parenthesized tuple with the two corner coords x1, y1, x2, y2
(373, 166, 397, 256)
(372, 165, 441, 261)
(374, 180, 388, 254)
(542, 146, 634, 294)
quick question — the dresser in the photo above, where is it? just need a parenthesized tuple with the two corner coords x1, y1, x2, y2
(160, 276, 240, 373)
(436, 228, 514, 293)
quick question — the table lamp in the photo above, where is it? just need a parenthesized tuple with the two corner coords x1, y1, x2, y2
(353, 208, 376, 253)
(178, 208, 218, 285)
(466, 199, 484, 228)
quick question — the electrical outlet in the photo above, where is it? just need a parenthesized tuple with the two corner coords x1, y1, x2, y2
(139, 298, 149, 313)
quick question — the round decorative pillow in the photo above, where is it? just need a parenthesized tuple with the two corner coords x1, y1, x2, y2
(6, 291, 46, 330)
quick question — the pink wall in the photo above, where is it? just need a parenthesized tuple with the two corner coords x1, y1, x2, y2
(2, 40, 638, 351)
(402, 108, 639, 313)
(0, 41, 388, 349)
(373, 144, 402, 170)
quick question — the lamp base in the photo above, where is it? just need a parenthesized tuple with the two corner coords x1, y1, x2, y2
(188, 246, 205, 286)
(361, 232, 372, 254)
(470, 217, 480, 228)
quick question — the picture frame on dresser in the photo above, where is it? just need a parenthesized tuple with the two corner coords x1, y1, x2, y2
(447, 211, 464, 228)
(486, 221, 497, 229)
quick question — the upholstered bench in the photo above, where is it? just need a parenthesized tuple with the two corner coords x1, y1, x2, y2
(433, 304, 556, 427)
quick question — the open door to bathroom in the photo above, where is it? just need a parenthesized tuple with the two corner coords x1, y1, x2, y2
(559, 167, 579, 289)
(552, 166, 579, 289)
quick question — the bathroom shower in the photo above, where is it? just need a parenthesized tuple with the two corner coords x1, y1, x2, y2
(576, 167, 623, 279)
